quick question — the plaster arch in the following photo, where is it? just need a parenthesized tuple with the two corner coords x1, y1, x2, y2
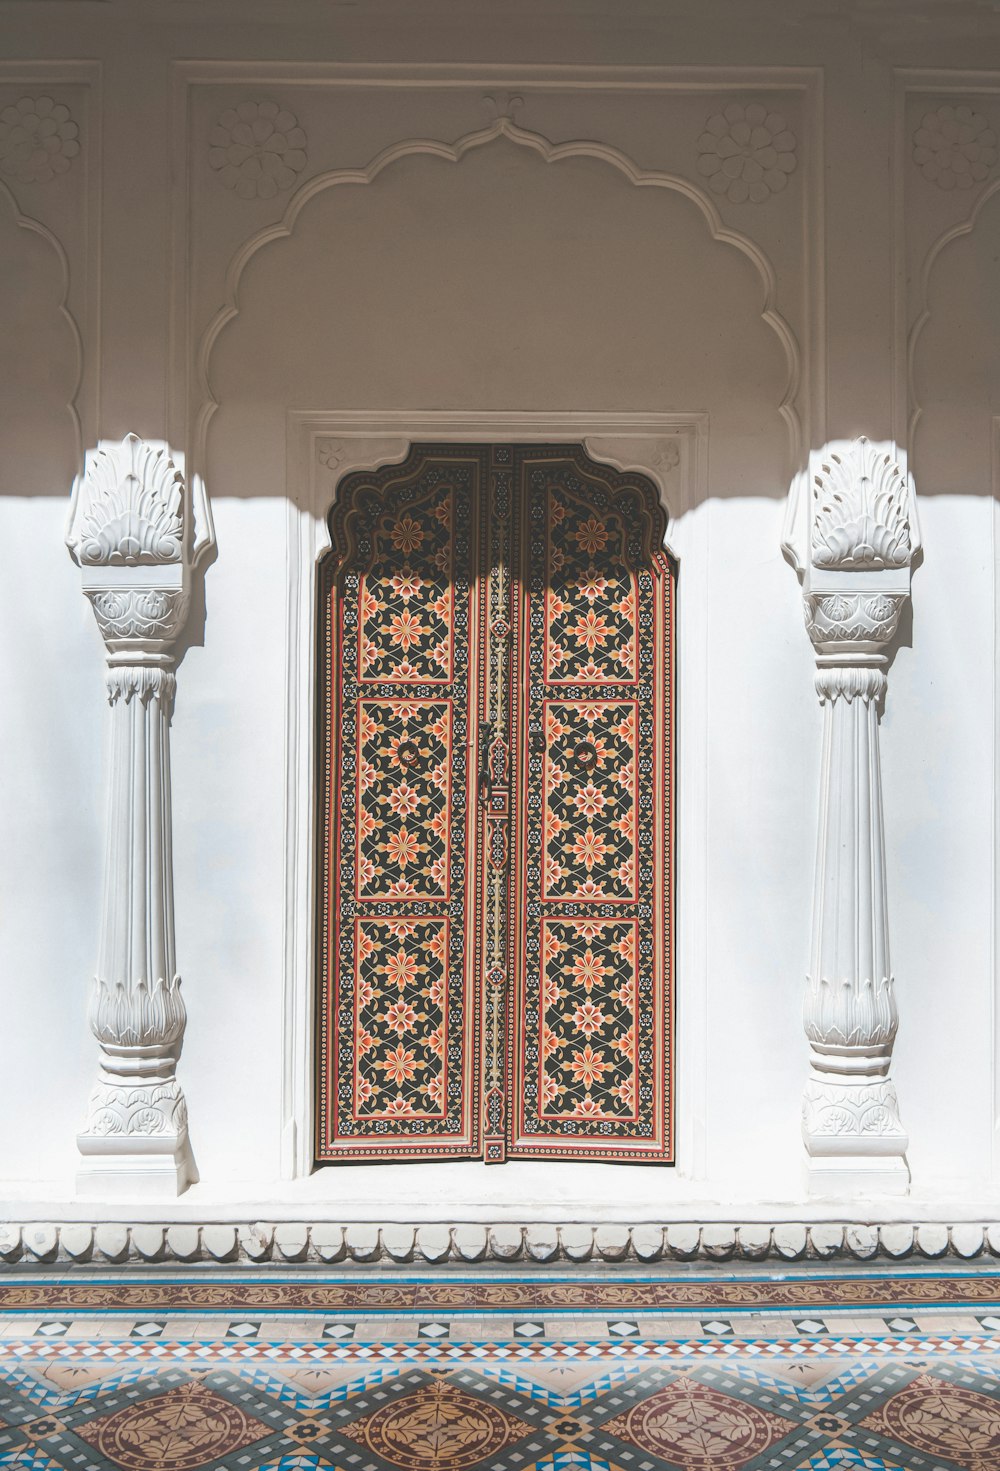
(196, 115, 802, 485)
(910, 181, 1000, 494)
(908, 175, 1000, 459)
(0, 179, 83, 491)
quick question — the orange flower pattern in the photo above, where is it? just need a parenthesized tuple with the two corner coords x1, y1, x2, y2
(322, 454, 477, 1156)
(538, 919, 638, 1122)
(354, 918, 449, 1119)
(356, 700, 451, 900)
(518, 456, 670, 1158)
(542, 701, 637, 901)
(359, 486, 453, 682)
(545, 487, 638, 683)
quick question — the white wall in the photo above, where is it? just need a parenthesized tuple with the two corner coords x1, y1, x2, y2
(0, 1, 997, 1211)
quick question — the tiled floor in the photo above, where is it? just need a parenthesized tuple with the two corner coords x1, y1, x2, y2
(0, 1266, 998, 1468)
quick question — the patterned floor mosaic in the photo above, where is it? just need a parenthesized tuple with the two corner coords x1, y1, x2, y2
(0, 1267, 999, 1469)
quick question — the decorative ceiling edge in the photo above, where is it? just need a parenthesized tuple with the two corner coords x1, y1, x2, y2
(1, 1220, 998, 1267)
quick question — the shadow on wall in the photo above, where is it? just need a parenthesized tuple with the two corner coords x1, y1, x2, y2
(0, 180, 80, 501)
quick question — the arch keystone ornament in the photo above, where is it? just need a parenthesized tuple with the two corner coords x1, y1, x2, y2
(67, 433, 214, 1197)
(785, 437, 920, 1197)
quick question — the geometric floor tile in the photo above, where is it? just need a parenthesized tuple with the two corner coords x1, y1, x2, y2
(0, 1267, 997, 1470)
(862, 1371, 1000, 1470)
(339, 1374, 533, 1465)
(602, 1375, 796, 1468)
(792, 1453, 905, 1470)
(74, 1380, 272, 1467)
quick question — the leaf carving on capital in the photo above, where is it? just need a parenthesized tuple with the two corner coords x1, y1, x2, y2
(805, 591, 904, 652)
(89, 589, 190, 648)
(812, 437, 911, 571)
(71, 434, 185, 567)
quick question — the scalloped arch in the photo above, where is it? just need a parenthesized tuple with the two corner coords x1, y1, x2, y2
(0, 178, 83, 464)
(195, 116, 802, 472)
(908, 175, 1000, 448)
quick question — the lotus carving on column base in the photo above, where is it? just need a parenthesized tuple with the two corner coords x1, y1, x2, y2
(804, 973, 898, 1052)
(88, 976, 186, 1051)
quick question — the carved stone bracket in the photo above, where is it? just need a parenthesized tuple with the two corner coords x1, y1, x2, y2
(786, 437, 920, 1197)
(67, 434, 213, 1197)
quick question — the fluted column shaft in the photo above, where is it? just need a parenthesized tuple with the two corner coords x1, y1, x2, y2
(80, 664, 189, 1155)
(786, 437, 918, 1198)
(68, 434, 211, 1197)
(801, 659, 907, 1182)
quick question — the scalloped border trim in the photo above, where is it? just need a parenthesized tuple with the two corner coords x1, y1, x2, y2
(2, 1221, 999, 1266)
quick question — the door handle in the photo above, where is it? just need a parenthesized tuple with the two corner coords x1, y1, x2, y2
(478, 721, 495, 807)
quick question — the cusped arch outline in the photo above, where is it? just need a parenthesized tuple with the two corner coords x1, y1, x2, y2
(908, 175, 1000, 449)
(195, 116, 802, 472)
(0, 178, 84, 466)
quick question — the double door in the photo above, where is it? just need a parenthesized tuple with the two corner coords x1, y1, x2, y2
(316, 444, 674, 1163)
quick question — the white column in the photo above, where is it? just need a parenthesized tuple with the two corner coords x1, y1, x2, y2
(785, 437, 919, 1197)
(67, 433, 213, 1197)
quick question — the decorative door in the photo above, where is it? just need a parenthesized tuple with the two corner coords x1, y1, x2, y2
(316, 445, 674, 1164)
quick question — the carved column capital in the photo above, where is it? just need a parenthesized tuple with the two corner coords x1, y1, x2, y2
(786, 438, 918, 1197)
(68, 434, 213, 1198)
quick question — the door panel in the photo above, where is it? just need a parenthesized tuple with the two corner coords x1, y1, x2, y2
(508, 448, 673, 1161)
(317, 448, 487, 1160)
(317, 444, 673, 1165)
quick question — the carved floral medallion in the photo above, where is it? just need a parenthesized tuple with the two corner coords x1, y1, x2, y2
(696, 102, 796, 203)
(209, 99, 307, 199)
(913, 104, 997, 190)
(0, 96, 79, 183)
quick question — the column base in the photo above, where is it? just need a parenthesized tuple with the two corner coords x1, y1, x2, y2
(76, 1143, 195, 1199)
(805, 1153, 910, 1198)
(77, 1078, 196, 1198)
(802, 1078, 909, 1197)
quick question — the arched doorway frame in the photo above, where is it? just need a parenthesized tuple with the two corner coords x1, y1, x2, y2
(281, 409, 709, 1208)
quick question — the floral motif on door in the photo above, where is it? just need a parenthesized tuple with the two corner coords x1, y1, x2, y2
(317, 444, 673, 1163)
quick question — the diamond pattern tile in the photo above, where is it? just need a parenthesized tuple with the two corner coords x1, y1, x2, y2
(0, 1267, 997, 1470)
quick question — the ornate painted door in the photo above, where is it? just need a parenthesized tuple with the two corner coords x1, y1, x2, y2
(316, 445, 674, 1164)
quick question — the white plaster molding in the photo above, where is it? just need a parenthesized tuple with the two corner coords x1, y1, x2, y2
(283, 410, 707, 1184)
(787, 438, 919, 1197)
(894, 70, 1000, 446)
(0, 1218, 998, 1266)
(0, 60, 102, 461)
(190, 113, 802, 483)
(68, 434, 215, 1198)
(0, 178, 84, 463)
(167, 61, 824, 497)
